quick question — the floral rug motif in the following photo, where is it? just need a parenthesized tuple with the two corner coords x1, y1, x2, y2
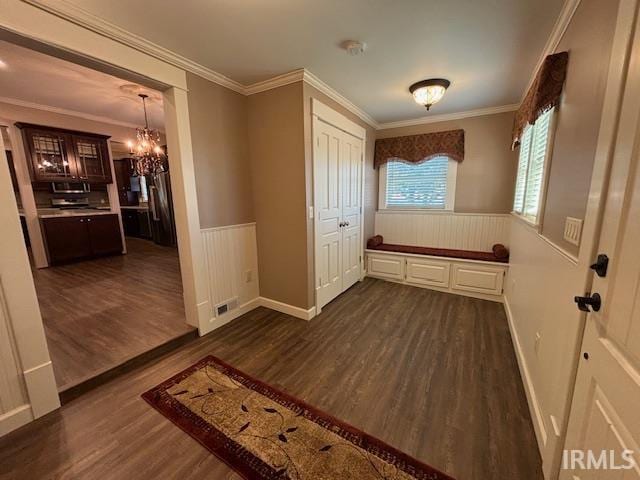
(142, 356, 453, 480)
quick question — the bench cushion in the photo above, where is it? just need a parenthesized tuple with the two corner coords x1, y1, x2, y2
(368, 241, 509, 263)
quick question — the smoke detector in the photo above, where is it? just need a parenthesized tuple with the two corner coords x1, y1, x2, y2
(342, 40, 367, 56)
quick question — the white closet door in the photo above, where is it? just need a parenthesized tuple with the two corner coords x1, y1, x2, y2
(314, 120, 343, 309)
(340, 132, 362, 291)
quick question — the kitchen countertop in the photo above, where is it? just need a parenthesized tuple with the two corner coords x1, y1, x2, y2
(120, 205, 149, 211)
(37, 208, 116, 219)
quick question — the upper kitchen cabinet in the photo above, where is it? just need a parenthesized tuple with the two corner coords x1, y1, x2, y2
(17, 123, 112, 184)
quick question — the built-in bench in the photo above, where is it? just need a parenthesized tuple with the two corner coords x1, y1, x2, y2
(365, 236, 509, 302)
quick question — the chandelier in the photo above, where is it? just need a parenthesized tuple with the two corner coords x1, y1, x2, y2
(127, 93, 165, 175)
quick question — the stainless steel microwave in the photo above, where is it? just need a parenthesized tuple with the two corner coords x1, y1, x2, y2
(51, 182, 90, 194)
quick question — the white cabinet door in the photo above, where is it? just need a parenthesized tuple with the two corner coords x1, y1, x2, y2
(341, 132, 362, 292)
(367, 253, 405, 281)
(314, 121, 343, 309)
(406, 257, 450, 288)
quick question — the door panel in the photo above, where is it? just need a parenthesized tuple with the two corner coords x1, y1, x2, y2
(314, 121, 343, 308)
(562, 11, 640, 476)
(341, 133, 362, 291)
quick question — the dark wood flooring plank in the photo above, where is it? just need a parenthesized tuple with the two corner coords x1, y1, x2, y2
(31, 237, 194, 390)
(0, 278, 542, 480)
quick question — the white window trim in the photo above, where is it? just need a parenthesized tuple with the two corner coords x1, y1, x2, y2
(512, 109, 557, 227)
(378, 158, 457, 211)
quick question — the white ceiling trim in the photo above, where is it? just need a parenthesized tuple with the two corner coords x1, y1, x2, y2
(0, 95, 143, 130)
(377, 104, 520, 130)
(244, 69, 305, 95)
(521, 0, 581, 101)
(22, 0, 247, 94)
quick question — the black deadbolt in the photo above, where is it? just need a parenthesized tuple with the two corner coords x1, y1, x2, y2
(590, 254, 609, 277)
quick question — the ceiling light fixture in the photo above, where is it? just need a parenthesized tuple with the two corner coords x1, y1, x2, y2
(127, 93, 165, 175)
(409, 78, 451, 111)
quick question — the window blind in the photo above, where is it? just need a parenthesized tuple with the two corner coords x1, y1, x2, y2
(513, 108, 554, 222)
(385, 156, 449, 209)
(513, 126, 533, 213)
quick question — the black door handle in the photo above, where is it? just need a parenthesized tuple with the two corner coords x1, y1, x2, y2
(574, 293, 601, 312)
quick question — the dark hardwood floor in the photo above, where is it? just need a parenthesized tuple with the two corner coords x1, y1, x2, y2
(32, 237, 195, 391)
(0, 278, 542, 480)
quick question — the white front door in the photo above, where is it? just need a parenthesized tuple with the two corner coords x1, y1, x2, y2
(340, 131, 362, 292)
(561, 10, 640, 476)
(314, 120, 343, 309)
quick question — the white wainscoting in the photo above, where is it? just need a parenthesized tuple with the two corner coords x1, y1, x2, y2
(375, 211, 511, 251)
(0, 278, 32, 436)
(201, 223, 260, 330)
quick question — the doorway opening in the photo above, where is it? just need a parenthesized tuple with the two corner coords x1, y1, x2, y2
(0, 38, 195, 398)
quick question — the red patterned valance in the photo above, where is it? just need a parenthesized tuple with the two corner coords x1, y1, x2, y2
(512, 51, 569, 148)
(374, 129, 465, 168)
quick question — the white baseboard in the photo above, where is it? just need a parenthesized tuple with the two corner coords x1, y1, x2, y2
(503, 296, 548, 454)
(205, 297, 261, 332)
(259, 297, 316, 321)
(0, 405, 33, 437)
(22, 361, 60, 418)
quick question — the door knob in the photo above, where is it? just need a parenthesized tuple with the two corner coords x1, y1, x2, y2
(574, 293, 601, 312)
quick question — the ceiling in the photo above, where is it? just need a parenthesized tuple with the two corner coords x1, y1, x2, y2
(0, 40, 164, 129)
(62, 0, 564, 124)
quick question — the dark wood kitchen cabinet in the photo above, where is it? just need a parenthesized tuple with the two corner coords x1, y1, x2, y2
(17, 123, 112, 184)
(41, 214, 122, 265)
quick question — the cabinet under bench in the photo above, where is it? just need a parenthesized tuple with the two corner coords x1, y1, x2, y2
(365, 249, 508, 302)
(40, 213, 123, 265)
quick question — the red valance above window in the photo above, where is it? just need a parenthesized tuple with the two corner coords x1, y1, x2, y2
(512, 51, 569, 148)
(374, 129, 465, 168)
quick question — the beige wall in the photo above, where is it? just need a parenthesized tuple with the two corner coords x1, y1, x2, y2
(376, 112, 517, 213)
(540, 0, 619, 255)
(186, 73, 254, 229)
(303, 83, 376, 308)
(248, 82, 309, 308)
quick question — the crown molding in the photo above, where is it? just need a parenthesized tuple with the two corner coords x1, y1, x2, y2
(0, 96, 145, 130)
(521, 0, 581, 100)
(244, 69, 306, 95)
(302, 70, 379, 128)
(22, 0, 246, 94)
(377, 104, 519, 130)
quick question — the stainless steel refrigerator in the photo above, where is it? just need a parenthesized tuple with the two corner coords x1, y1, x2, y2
(147, 171, 177, 247)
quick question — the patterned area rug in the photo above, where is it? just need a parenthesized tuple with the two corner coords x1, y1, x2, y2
(142, 356, 454, 480)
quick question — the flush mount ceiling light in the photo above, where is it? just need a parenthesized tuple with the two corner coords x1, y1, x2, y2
(409, 78, 451, 111)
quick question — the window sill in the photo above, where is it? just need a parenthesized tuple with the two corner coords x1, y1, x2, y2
(510, 212, 540, 231)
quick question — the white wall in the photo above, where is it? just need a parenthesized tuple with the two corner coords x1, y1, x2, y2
(375, 211, 511, 251)
(504, 218, 588, 475)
